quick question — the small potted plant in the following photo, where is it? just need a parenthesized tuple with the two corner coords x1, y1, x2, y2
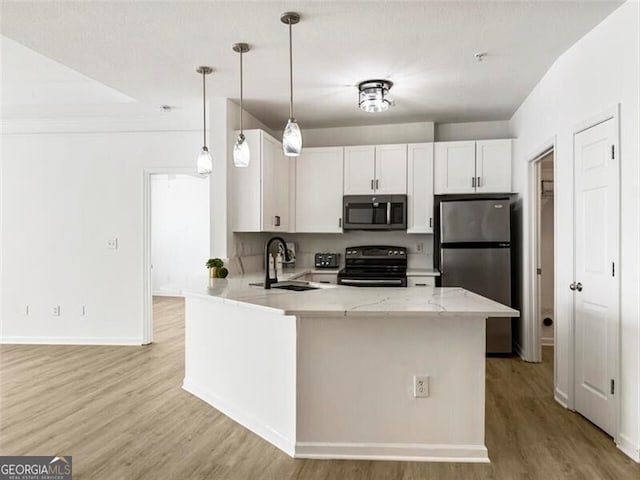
(206, 258, 229, 279)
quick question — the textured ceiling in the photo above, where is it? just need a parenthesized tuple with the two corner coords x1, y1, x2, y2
(0, 1, 623, 129)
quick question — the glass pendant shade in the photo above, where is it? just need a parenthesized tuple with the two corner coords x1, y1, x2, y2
(233, 134, 251, 167)
(282, 118, 302, 157)
(197, 146, 213, 175)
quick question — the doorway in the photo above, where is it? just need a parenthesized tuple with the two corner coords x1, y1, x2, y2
(143, 168, 209, 344)
(534, 151, 555, 375)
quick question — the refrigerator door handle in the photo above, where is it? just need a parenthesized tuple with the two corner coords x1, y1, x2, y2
(472, 177, 476, 188)
(386, 202, 391, 224)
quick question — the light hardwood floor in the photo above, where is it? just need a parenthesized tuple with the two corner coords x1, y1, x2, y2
(1, 296, 638, 479)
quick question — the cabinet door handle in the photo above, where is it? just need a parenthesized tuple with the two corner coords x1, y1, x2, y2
(275, 215, 281, 227)
(376, 179, 379, 190)
(371, 179, 374, 190)
(472, 177, 476, 188)
(477, 176, 481, 187)
(429, 217, 433, 228)
(338, 217, 342, 228)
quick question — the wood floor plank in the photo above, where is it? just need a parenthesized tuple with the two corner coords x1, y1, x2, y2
(1, 296, 638, 479)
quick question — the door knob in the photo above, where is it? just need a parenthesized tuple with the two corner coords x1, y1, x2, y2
(575, 282, 583, 292)
(569, 282, 577, 291)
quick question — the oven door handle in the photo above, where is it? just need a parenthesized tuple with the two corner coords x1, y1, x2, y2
(386, 202, 391, 225)
(340, 278, 403, 285)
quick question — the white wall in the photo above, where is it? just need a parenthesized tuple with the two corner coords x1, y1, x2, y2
(1, 129, 201, 344)
(435, 120, 512, 141)
(510, 0, 639, 460)
(151, 174, 209, 295)
(284, 121, 435, 148)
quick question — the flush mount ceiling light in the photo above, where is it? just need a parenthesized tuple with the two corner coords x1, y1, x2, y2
(358, 80, 393, 113)
(232, 42, 250, 168)
(196, 66, 213, 176)
(280, 11, 302, 157)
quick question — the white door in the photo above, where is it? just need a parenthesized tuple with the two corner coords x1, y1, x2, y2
(476, 139, 512, 193)
(375, 144, 407, 194)
(434, 141, 476, 194)
(295, 147, 344, 233)
(573, 118, 618, 436)
(407, 143, 434, 234)
(344, 146, 375, 194)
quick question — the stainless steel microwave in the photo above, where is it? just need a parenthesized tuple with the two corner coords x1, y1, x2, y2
(342, 195, 407, 231)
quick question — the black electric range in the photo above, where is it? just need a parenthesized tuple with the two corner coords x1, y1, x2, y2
(337, 245, 407, 287)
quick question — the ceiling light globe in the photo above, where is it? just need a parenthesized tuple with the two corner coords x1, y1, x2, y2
(233, 135, 251, 167)
(197, 147, 213, 175)
(282, 118, 302, 157)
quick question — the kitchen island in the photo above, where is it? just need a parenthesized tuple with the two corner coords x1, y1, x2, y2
(182, 271, 517, 463)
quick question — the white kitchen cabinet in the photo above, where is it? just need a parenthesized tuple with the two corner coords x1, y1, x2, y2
(475, 139, 512, 193)
(344, 144, 407, 194)
(295, 147, 344, 233)
(232, 129, 290, 232)
(434, 139, 512, 194)
(407, 143, 434, 234)
(408, 276, 436, 287)
(375, 144, 408, 194)
(434, 141, 477, 194)
(344, 146, 376, 194)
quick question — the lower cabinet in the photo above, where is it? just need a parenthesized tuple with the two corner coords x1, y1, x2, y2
(294, 147, 344, 233)
(408, 276, 436, 287)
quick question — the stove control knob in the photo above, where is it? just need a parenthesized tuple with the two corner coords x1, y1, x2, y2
(400, 251, 405, 255)
(393, 250, 399, 255)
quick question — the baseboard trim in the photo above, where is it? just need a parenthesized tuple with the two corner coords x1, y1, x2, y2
(182, 378, 295, 457)
(0, 336, 143, 346)
(294, 442, 490, 463)
(616, 433, 640, 463)
(152, 291, 185, 298)
(540, 337, 555, 346)
(554, 388, 570, 409)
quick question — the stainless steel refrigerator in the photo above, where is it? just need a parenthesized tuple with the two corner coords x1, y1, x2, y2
(436, 196, 515, 354)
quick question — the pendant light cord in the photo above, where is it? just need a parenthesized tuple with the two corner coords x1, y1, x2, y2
(240, 50, 244, 135)
(289, 21, 294, 119)
(202, 71, 207, 148)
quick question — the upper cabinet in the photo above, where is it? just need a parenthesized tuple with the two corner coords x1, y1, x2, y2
(232, 129, 290, 232)
(475, 139, 512, 193)
(407, 143, 434, 234)
(294, 147, 344, 233)
(434, 139, 511, 194)
(344, 144, 407, 194)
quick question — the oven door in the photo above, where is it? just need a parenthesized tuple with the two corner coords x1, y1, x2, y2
(343, 195, 406, 230)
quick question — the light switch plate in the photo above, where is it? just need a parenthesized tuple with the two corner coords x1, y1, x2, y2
(52, 305, 60, 317)
(106, 238, 118, 249)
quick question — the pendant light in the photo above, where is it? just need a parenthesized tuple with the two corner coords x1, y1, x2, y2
(280, 12, 302, 157)
(196, 66, 213, 175)
(232, 43, 251, 167)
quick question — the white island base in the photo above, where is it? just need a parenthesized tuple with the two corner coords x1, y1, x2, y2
(183, 279, 517, 463)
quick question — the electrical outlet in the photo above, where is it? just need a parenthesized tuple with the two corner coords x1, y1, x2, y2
(106, 238, 118, 249)
(21, 305, 29, 316)
(413, 375, 430, 398)
(52, 305, 61, 317)
(80, 305, 86, 316)
(416, 242, 424, 253)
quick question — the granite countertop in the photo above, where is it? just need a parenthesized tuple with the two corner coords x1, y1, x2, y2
(182, 269, 518, 319)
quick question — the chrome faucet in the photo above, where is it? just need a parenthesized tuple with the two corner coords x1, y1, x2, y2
(264, 236, 291, 289)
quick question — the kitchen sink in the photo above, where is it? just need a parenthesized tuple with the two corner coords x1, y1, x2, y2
(273, 284, 319, 292)
(272, 280, 319, 292)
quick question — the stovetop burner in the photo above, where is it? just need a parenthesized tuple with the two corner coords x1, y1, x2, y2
(338, 245, 407, 287)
